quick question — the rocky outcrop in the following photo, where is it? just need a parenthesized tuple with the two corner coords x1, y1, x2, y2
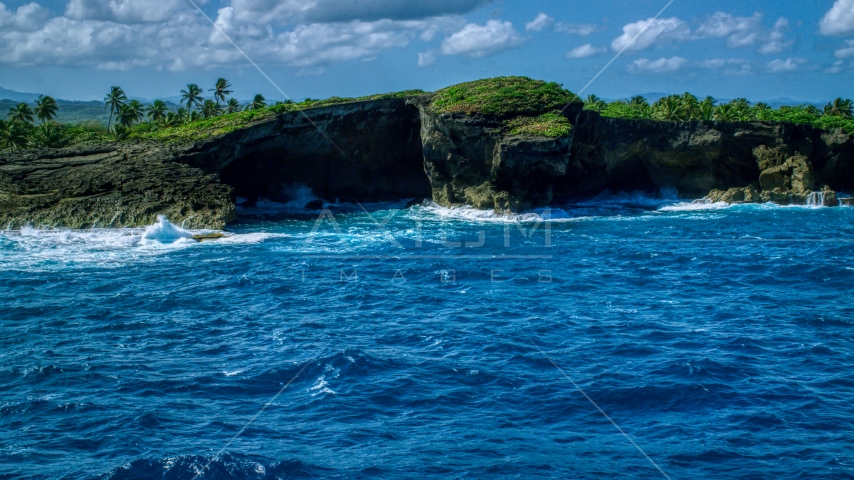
(0, 143, 235, 229)
(0, 98, 431, 229)
(181, 98, 430, 204)
(415, 106, 573, 213)
(2, 95, 853, 230)
(560, 111, 854, 206)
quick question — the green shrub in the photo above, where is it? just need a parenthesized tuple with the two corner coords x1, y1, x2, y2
(505, 112, 572, 138)
(431, 77, 581, 118)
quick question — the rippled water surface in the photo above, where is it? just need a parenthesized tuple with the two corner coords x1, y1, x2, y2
(2, 196, 854, 479)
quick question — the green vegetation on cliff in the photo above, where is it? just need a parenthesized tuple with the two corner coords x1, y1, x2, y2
(584, 93, 854, 134)
(430, 76, 580, 118)
(4, 76, 854, 151)
(505, 112, 572, 138)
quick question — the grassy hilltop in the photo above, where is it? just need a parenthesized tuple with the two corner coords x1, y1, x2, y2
(1, 76, 852, 151)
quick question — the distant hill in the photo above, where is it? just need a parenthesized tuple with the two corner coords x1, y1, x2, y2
(0, 87, 41, 103)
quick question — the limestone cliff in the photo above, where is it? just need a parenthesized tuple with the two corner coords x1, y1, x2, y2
(1, 96, 853, 230)
(415, 105, 573, 213)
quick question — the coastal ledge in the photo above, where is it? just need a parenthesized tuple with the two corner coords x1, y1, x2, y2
(1, 77, 853, 229)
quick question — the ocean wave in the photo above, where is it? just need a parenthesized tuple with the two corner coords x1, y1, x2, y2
(104, 452, 332, 480)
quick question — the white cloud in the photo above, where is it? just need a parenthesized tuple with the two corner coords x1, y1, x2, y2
(820, 0, 854, 36)
(64, 0, 194, 23)
(0, 2, 50, 30)
(0, 0, 464, 69)
(566, 44, 606, 58)
(418, 50, 437, 66)
(767, 58, 806, 73)
(698, 58, 752, 75)
(555, 23, 601, 36)
(693, 12, 791, 54)
(758, 18, 792, 54)
(611, 17, 689, 51)
(835, 39, 854, 58)
(628, 56, 687, 73)
(826, 60, 846, 73)
(525, 12, 552, 31)
(695, 12, 761, 46)
(440, 20, 524, 57)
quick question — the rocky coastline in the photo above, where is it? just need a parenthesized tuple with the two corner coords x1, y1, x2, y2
(1, 94, 853, 229)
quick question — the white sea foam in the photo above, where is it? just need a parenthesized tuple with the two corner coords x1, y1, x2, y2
(283, 184, 321, 208)
(141, 215, 193, 243)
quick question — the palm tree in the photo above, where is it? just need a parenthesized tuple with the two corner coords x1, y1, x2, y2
(0, 120, 29, 149)
(653, 96, 685, 121)
(225, 98, 241, 114)
(31, 122, 68, 148)
(162, 112, 183, 127)
(702, 96, 718, 107)
(188, 110, 202, 122)
(128, 100, 144, 121)
(681, 93, 700, 120)
(181, 84, 204, 112)
(210, 78, 232, 105)
(246, 94, 267, 111)
(202, 99, 222, 118)
(8, 103, 34, 124)
(804, 105, 822, 116)
(34, 95, 58, 124)
(699, 102, 715, 121)
(117, 104, 140, 128)
(629, 96, 648, 107)
(585, 94, 606, 113)
(104, 86, 127, 128)
(824, 98, 853, 118)
(146, 100, 168, 123)
(714, 104, 735, 122)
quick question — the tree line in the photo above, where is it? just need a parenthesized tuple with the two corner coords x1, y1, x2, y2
(584, 93, 854, 122)
(1, 77, 273, 149)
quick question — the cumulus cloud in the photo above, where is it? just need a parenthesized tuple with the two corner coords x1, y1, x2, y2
(758, 18, 792, 54)
(628, 56, 687, 73)
(767, 58, 806, 73)
(611, 12, 791, 54)
(826, 60, 846, 73)
(611, 17, 689, 51)
(566, 44, 606, 58)
(418, 50, 437, 66)
(0, 0, 469, 69)
(835, 39, 854, 58)
(555, 23, 601, 36)
(820, 0, 854, 36)
(0, 2, 50, 30)
(698, 58, 752, 75)
(64, 0, 191, 23)
(525, 12, 552, 31)
(440, 20, 524, 57)
(694, 12, 791, 53)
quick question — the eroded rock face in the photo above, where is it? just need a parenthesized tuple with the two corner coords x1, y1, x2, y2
(2, 97, 853, 229)
(415, 104, 572, 213)
(0, 143, 235, 229)
(183, 98, 430, 204)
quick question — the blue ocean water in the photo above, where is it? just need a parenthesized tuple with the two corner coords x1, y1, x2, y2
(2, 194, 854, 479)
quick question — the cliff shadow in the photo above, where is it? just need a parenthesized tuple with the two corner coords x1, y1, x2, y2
(208, 99, 431, 210)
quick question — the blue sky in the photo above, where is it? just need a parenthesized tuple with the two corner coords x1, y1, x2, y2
(0, 0, 852, 102)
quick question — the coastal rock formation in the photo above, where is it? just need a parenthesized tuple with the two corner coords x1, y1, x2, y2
(415, 106, 573, 213)
(2, 89, 853, 229)
(0, 143, 234, 229)
(560, 111, 854, 205)
(181, 98, 430, 204)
